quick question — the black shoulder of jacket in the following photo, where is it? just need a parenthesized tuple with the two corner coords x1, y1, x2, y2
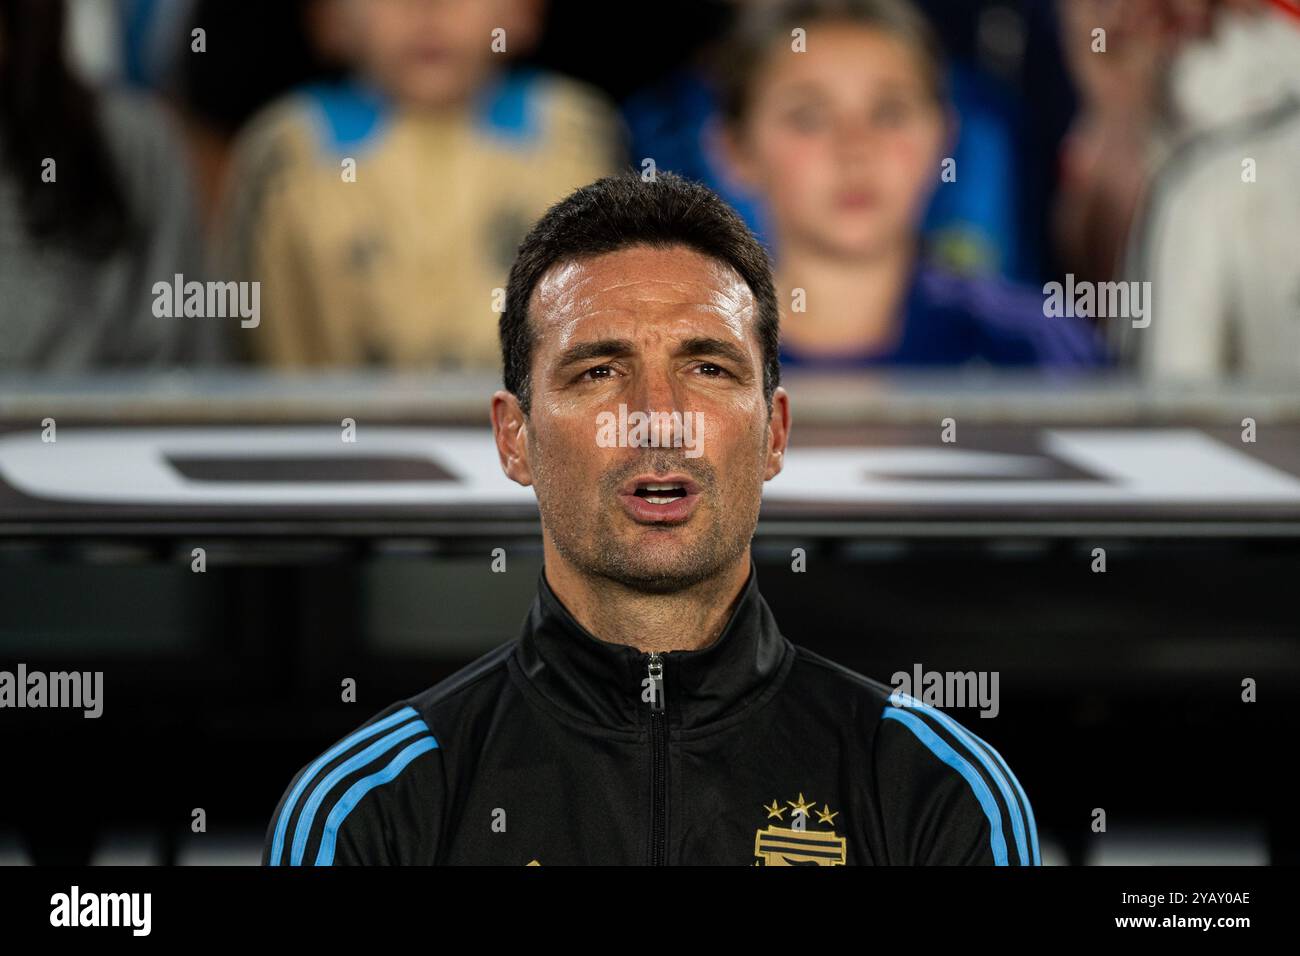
(262, 640, 515, 866)
(790, 645, 1040, 866)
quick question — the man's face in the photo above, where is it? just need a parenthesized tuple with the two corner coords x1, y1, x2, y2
(493, 244, 790, 593)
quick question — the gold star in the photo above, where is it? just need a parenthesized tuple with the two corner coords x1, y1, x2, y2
(764, 800, 785, 820)
(787, 792, 815, 816)
(816, 804, 838, 826)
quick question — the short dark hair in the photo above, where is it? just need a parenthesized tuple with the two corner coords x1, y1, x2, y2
(714, 0, 948, 128)
(500, 172, 780, 416)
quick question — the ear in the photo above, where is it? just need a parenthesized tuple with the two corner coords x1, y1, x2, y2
(491, 390, 534, 487)
(763, 386, 792, 481)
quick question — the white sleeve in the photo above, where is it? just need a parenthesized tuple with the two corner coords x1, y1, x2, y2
(1125, 152, 1232, 380)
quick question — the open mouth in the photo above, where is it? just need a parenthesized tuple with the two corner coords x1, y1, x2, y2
(633, 482, 690, 505)
(617, 474, 702, 524)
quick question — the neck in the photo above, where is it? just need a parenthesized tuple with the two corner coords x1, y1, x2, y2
(776, 240, 917, 353)
(541, 541, 752, 654)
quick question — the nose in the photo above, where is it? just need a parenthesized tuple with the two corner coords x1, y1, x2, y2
(628, 364, 687, 451)
(833, 116, 878, 166)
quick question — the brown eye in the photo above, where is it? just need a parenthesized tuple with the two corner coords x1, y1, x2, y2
(786, 106, 824, 132)
(872, 99, 914, 127)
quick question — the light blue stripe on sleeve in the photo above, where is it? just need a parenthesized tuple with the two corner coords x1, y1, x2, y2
(882, 707, 1009, 865)
(888, 690, 1031, 865)
(971, 729, 1041, 865)
(269, 705, 419, 866)
(290, 718, 429, 865)
(314, 736, 439, 865)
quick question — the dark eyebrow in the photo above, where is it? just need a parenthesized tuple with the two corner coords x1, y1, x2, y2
(676, 336, 752, 369)
(552, 335, 752, 374)
(553, 338, 637, 371)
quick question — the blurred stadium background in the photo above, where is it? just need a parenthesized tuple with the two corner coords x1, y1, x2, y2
(0, 0, 1297, 865)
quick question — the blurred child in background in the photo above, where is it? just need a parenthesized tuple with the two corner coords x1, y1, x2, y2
(219, 0, 623, 370)
(0, 0, 210, 371)
(716, 0, 1105, 371)
(623, 2, 1033, 283)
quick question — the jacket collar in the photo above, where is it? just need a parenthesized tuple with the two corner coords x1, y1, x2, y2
(513, 562, 790, 733)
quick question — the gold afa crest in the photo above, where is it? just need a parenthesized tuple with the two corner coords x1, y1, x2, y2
(753, 793, 846, 865)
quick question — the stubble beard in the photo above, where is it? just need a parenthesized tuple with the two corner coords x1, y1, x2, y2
(533, 443, 761, 595)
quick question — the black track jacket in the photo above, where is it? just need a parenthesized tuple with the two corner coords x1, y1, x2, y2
(263, 564, 1040, 865)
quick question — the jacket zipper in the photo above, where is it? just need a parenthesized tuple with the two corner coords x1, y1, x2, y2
(646, 651, 667, 866)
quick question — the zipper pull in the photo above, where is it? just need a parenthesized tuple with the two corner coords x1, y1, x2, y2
(644, 652, 665, 712)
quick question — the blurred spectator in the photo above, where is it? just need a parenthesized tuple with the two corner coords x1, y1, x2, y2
(217, 0, 624, 370)
(0, 0, 212, 371)
(713, 0, 1105, 370)
(62, 0, 200, 90)
(624, 40, 1032, 281)
(1117, 0, 1300, 380)
(1053, 0, 1282, 282)
(175, 0, 350, 228)
(1053, 0, 1180, 286)
(60, 1, 352, 231)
